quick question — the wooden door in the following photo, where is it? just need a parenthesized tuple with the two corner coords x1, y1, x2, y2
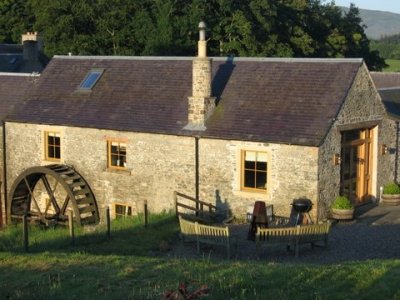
(340, 129, 372, 204)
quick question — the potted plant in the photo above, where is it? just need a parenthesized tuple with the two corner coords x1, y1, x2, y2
(381, 182, 400, 205)
(331, 196, 354, 220)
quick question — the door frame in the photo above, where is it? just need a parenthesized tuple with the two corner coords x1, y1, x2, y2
(340, 128, 374, 204)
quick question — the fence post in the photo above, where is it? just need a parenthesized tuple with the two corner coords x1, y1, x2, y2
(68, 210, 75, 246)
(174, 191, 178, 217)
(106, 206, 111, 239)
(22, 214, 29, 252)
(144, 200, 148, 228)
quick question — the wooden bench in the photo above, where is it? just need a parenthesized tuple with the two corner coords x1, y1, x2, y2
(179, 216, 232, 258)
(256, 222, 331, 258)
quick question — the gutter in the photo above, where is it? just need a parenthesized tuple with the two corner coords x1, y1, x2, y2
(195, 136, 200, 216)
(1, 122, 7, 227)
(396, 122, 399, 183)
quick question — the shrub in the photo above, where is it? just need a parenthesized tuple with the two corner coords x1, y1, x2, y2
(331, 196, 353, 209)
(383, 182, 400, 195)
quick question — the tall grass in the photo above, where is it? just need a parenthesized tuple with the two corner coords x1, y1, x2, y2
(1, 213, 400, 299)
(0, 212, 178, 254)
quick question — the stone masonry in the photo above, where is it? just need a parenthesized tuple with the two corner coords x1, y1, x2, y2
(317, 63, 392, 219)
(0, 128, 3, 224)
(4, 122, 319, 222)
(186, 58, 216, 129)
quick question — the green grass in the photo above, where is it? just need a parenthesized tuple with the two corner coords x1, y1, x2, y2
(384, 59, 400, 72)
(1, 214, 400, 299)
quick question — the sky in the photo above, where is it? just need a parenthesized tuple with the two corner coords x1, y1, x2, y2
(333, 0, 400, 14)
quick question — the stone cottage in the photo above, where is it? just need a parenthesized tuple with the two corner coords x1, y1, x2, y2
(0, 27, 396, 226)
(0, 72, 39, 225)
(0, 32, 49, 73)
(371, 72, 400, 183)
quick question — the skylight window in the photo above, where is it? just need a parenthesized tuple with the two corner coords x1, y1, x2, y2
(79, 69, 103, 90)
(9, 56, 17, 64)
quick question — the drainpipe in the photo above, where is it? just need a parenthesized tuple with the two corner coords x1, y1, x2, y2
(1, 121, 7, 227)
(195, 136, 200, 216)
(395, 121, 399, 183)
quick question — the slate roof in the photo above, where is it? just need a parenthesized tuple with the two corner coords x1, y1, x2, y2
(377, 88, 400, 120)
(371, 72, 400, 89)
(369, 72, 400, 120)
(0, 73, 39, 120)
(0, 44, 49, 73)
(6, 56, 363, 146)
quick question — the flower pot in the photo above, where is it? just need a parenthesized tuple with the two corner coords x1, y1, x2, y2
(381, 194, 400, 206)
(331, 208, 354, 220)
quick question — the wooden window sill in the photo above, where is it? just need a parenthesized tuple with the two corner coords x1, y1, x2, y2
(105, 167, 132, 175)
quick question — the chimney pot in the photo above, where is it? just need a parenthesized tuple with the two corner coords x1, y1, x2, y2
(21, 31, 40, 43)
(198, 21, 206, 41)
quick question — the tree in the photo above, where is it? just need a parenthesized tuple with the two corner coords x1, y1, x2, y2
(0, 0, 33, 43)
(0, 0, 386, 70)
(338, 4, 386, 70)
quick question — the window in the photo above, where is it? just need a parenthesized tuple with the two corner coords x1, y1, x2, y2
(45, 131, 61, 161)
(79, 69, 103, 90)
(114, 203, 133, 218)
(242, 150, 267, 191)
(108, 141, 127, 169)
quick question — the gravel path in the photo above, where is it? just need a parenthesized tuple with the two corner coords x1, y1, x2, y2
(169, 204, 400, 264)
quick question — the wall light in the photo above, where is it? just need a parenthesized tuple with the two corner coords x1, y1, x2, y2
(332, 153, 341, 165)
(381, 144, 388, 155)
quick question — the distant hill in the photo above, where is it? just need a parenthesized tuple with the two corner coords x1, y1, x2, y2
(341, 7, 400, 40)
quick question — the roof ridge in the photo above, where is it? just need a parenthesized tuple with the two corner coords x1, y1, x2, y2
(53, 55, 363, 63)
(378, 87, 400, 91)
(0, 72, 40, 77)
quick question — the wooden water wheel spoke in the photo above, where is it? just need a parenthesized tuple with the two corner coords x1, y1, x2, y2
(23, 177, 43, 218)
(52, 180, 59, 194)
(60, 195, 70, 216)
(8, 164, 99, 226)
(41, 174, 61, 215)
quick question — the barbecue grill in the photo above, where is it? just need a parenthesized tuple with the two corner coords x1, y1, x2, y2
(291, 199, 313, 225)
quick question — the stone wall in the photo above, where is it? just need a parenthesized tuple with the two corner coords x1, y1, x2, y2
(5, 123, 196, 220)
(0, 127, 3, 225)
(187, 58, 216, 128)
(5, 122, 319, 222)
(198, 139, 319, 220)
(318, 64, 392, 219)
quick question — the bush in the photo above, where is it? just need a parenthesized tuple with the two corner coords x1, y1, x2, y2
(331, 196, 353, 210)
(383, 182, 400, 195)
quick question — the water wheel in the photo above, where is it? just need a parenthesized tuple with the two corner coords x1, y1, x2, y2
(8, 164, 99, 226)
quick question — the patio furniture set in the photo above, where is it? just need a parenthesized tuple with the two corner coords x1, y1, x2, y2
(178, 200, 331, 259)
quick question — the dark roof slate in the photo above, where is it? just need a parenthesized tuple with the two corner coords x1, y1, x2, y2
(0, 43, 49, 73)
(6, 56, 362, 146)
(378, 88, 400, 120)
(0, 73, 38, 120)
(371, 72, 400, 89)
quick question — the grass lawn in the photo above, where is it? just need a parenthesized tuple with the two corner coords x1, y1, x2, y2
(384, 59, 400, 72)
(1, 214, 400, 300)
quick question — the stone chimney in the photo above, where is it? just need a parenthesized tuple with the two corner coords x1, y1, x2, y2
(184, 22, 216, 131)
(21, 32, 42, 62)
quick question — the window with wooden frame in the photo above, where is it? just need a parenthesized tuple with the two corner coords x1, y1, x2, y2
(107, 140, 127, 169)
(241, 150, 268, 191)
(114, 203, 133, 219)
(45, 131, 61, 161)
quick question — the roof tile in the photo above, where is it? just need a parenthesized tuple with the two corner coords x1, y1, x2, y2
(6, 56, 361, 146)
